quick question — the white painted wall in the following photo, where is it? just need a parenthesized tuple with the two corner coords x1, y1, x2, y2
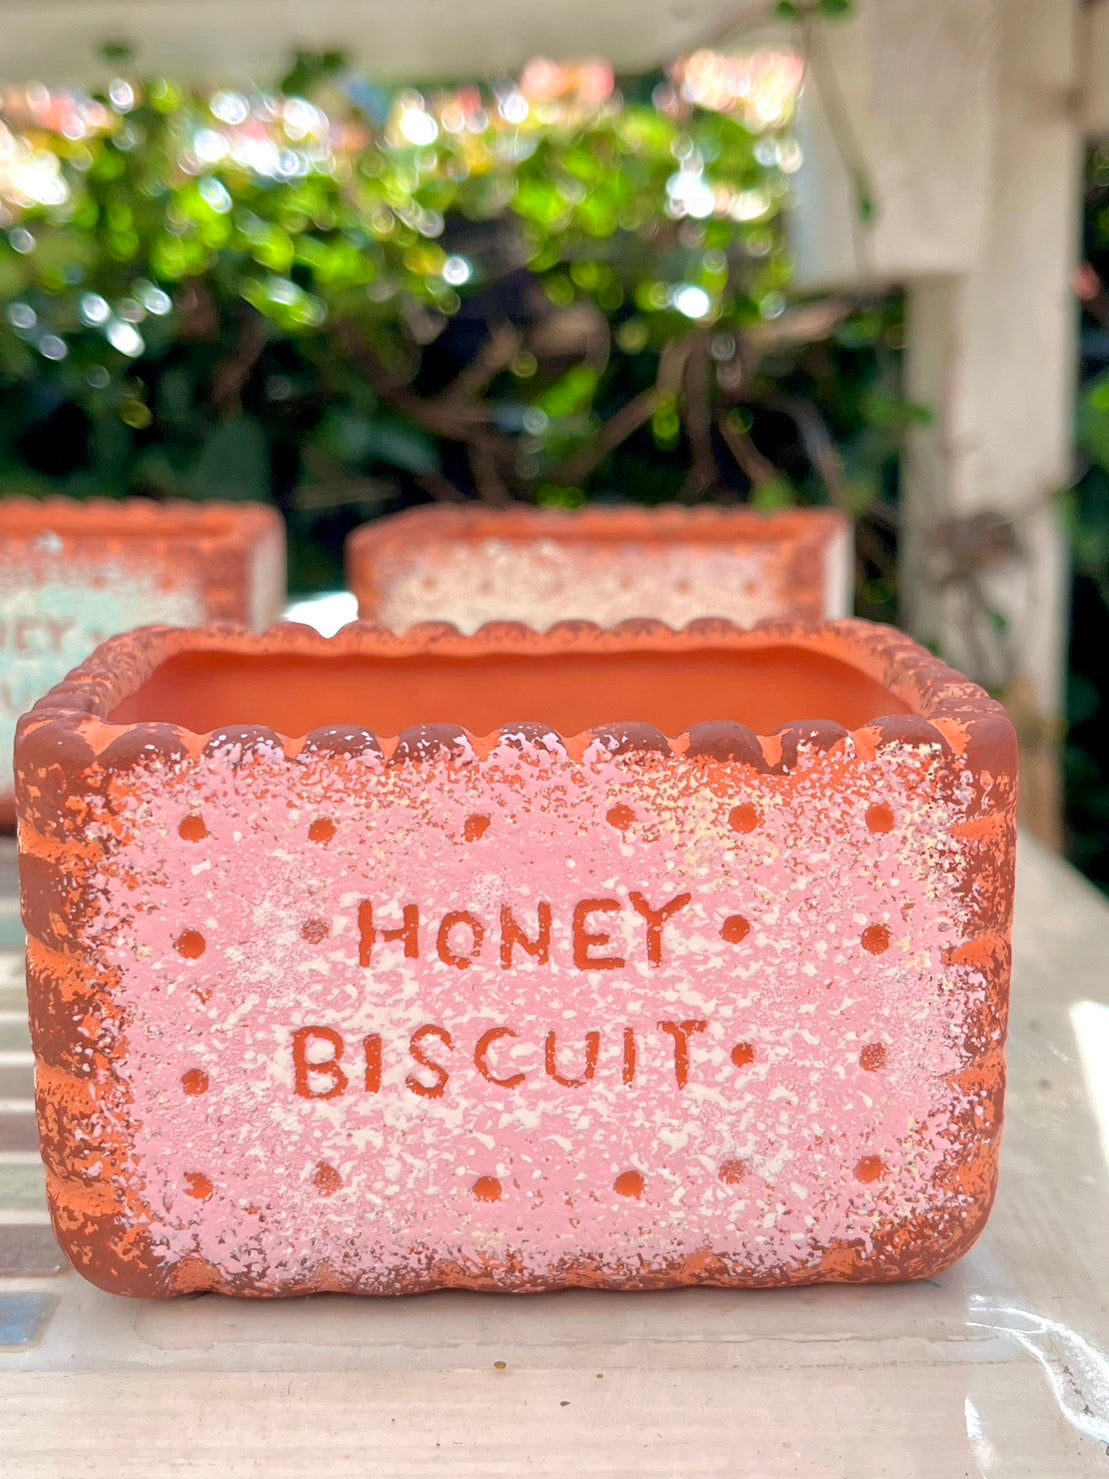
(0, 0, 738, 83)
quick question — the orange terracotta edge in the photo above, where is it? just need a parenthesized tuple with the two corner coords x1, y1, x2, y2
(0, 495, 282, 554)
(346, 502, 848, 590)
(14, 616, 1017, 780)
(346, 500, 847, 548)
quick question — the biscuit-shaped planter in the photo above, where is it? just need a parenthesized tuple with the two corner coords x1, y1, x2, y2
(347, 504, 850, 633)
(16, 618, 1016, 1297)
(0, 498, 285, 826)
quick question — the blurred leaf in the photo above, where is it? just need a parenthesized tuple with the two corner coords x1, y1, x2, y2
(313, 412, 365, 465)
(361, 417, 439, 476)
(91, 414, 133, 481)
(1069, 672, 1101, 727)
(1079, 373, 1109, 473)
(279, 50, 348, 97)
(859, 388, 931, 434)
(751, 476, 796, 511)
(99, 39, 134, 63)
(537, 366, 599, 418)
(844, 473, 879, 516)
(187, 415, 268, 501)
(537, 484, 585, 509)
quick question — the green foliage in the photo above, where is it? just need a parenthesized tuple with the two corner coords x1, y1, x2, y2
(1069, 146, 1109, 890)
(0, 57, 801, 575)
(0, 41, 912, 609)
(0, 69, 786, 394)
(776, 0, 853, 17)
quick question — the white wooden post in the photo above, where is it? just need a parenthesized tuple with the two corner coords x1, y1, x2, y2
(789, 0, 998, 291)
(1083, 0, 1109, 137)
(786, 0, 1080, 846)
(901, 0, 1081, 848)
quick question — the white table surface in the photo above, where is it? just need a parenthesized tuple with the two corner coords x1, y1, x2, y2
(1, 834, 1108, 1477)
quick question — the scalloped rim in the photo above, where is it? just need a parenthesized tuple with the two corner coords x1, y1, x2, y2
(0, 494, 280, 547)
(15, 616, 1016, 774)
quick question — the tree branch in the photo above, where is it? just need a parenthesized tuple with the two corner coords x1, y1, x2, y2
(445, 322, 521, 404)
(548, 339, 692, 488)
(766, 393, 850, 512)
(717, 414, 780, 489)
(681, 330, 717, 497)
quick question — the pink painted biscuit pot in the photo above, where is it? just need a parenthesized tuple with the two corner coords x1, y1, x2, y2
(0, 498, 285, 826)
(347, 504, 851, 633)
(15, 618, 1016, 1297)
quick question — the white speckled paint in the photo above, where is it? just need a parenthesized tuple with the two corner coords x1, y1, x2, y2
(378, 538, 797, 634)
(0, 553, 203, 791)
(77, 728, 997, 1291)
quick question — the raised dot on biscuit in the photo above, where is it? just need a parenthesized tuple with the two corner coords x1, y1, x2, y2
(866, 803, 894, 834)
(175, 929, 206, 959)
(862, 924, 891, 955)
(854, 1156, 885, 1184)
(721, 915, 750, 944)
(860, 1042, 887, 1072)
(614, 1170, 644, 1199)
(313, 1162, 342, 1196)
(729, 804, 759, 834)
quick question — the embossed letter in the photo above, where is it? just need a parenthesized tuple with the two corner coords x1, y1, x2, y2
(358, 902, 420, 966)
(545, 1030, 601, 1087)
(292, 1026, 349, 1100)
(572, 899, 625, 971)
(500, 903, 552, 968)
(363, 1033, 382, 1093)
(629, 891, 691, 966)
(621, 1026, 638, 1085)
(658, 1019, 708, 1089)
(437, 910, 485, 968)
(474, 1026, 526, 1089)
(407, 1024, 453, 1098)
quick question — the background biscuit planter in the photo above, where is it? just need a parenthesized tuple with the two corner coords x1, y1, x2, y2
(0, 498, 285, 826)
(347, 504, 851, 633)
(16, 618, 1016, 1297)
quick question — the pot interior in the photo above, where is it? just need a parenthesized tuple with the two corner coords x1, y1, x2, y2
(106, 645, 911, 738)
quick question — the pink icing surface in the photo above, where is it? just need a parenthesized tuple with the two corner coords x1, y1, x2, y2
(83, 730, 993, 1289)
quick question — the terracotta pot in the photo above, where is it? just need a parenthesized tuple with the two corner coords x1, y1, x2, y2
(347, 504, 850, 633)
(0, 498, 285, 827)
(16, 617, 1016, 1297)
